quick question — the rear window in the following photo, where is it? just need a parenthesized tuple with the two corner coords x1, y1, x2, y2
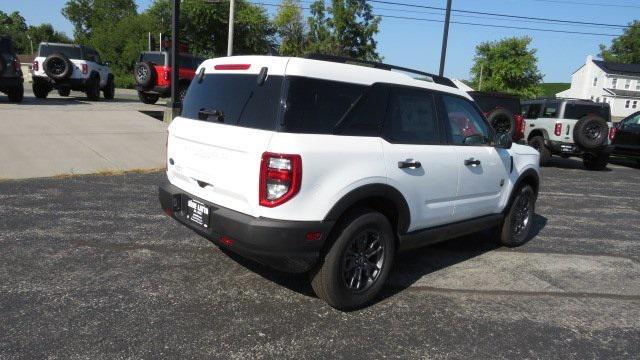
(181, 74, 283, 130)
(141, 53, 166, 65)
(470, 94, 521, 115)
(564, 103, 611, 121)
(39, 45, 81, 59)
(282, 77, 366, 134)
(0, 38, 13, 53)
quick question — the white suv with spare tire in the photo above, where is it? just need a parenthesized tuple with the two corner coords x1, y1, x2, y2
(159, 55, 541, 310)
(32, 43, 115, 101)
(522, 99, 615, 170)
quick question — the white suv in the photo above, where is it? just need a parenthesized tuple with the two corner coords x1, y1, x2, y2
(32, 43, 115, 101)
(159, 55, 541, 310)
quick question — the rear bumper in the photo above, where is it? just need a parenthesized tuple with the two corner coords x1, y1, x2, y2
(546, 140, 614, 156)
(33, 75, 87, 91)
(136, 85, 170, 96)
(159, 182, 334, 273)
(0, 76, 23, 90)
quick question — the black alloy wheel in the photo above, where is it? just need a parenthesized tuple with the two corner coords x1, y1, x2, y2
(341, 229, 385, 293)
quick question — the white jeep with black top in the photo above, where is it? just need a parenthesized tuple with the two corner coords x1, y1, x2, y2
(159, 55, 541, 310)
(522, 99, 615, 170)
(32, 43, 115, 101)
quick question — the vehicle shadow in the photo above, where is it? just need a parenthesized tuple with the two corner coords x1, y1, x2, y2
(217, 213, 549, 306)
(610, 156, 640, 169)
(0, 94, 142, 105)
(544, 156, 613, 171)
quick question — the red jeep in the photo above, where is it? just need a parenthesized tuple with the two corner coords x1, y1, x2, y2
(469, 91, 525, 142)
(133, 51, 203, 104)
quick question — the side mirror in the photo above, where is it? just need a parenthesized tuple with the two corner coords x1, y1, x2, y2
(495, 133, 513, 149)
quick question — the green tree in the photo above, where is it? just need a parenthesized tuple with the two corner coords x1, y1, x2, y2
(470, 36, 543, 99)
(307, 0, 380, 61)
(599, 20, 640, 64)
(0, 11, 70, 54)
(62, 0, 137, 42)
(274, 0, 306, 56)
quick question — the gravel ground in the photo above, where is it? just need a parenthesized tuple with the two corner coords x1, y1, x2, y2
(0, 157, 638, 359)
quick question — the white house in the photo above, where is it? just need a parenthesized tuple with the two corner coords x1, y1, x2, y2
(557, 55, 640, 118)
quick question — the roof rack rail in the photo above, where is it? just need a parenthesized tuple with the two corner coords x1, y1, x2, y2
(304, 53, 457, 89)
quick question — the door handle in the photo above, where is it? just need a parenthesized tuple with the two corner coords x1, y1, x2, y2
(464, 158, 481, 166)
(398, 160, 422, 169)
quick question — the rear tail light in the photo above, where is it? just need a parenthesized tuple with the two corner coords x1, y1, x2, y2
(609, 127, 617, 141)
(554, 123, 562, 136)
(215, 64, 251, 71)
(259, 152, 302, 207)
(32, 60, 38, 72)
(12, 59, 20, 72)
(164, 67, 170, 81)
(81, 64, 88, 74)
(514, 114, 525, 141)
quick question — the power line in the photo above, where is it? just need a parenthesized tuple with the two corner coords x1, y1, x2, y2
(254, 2, 622, 36)
(367, 0, 629, 28)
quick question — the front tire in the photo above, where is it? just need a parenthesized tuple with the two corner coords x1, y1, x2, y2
(583, 152, 609, 171)
(310, 209, 395, 311)
(528, 136, 551, 166)
(7, 83, 24, 103)
(85, 76, 100, 101)
(58, 88, 70, 97)
(138, 91, 159, 105)
(103, 76, 115, 100)
(499, 185, 535, 247)
(33, 81, 50, 99)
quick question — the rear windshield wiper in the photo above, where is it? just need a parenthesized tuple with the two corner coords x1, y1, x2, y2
(198, 108, 224, 122)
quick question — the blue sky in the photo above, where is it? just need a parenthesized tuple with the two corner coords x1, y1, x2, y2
(3, 0, 638, 82)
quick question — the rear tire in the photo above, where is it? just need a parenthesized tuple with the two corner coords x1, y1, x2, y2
(32, 81, 50, 99)
(7, 83, 24, 103)
(310, 209, 395, 311)
(528, 136, 551, 166)
(85, 76, 100, 101)
(499, 185, 536, 247)
(138, 91, 159, 105)
(583, 152, 609, 171)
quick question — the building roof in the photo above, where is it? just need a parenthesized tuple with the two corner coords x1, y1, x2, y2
(603, 88, 640, 98)
(593, 60, 640, 76)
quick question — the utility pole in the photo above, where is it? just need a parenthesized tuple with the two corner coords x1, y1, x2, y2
(148, 32, 152, 52)
(478, 63, 484, 91)
(439, 0, 452, 76)
(227, 0, 235, 56)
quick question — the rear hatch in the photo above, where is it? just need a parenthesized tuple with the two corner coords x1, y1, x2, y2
(167, 57, 289, 217)
(0, 39, 18, 78)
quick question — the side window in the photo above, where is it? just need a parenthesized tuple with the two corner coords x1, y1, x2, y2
(542, 102, 559, 118)
(521, 104, 530, 117)
(442, 94, 491, 145)
(526, 104, 541, 119)
(337, 84, 388, 137)
(623, 114, 640, 129)
(382, 87, 440, 144)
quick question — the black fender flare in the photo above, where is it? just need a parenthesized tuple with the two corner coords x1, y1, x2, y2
(505, 168, 540, 214)
(323, 183, 411, 234)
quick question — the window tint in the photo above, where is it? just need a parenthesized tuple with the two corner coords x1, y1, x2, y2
(542, 102, 559, 118)
(525, 104, 541, 119)
(282, 77, 365, 134)
(623, 113, 640, 129)
(141, 53, 166, 65)
(39, 45, 81, 59)
(564, 103, 611, 121)
(470, 94, 520, 115)
(442, 94, 491, 145)
(382, 87, 439, 144)
(336, 84, 388, 137)
(520, 104, 530, 117)
(0, 37, 13, 53)
(181, 74, 283, 131)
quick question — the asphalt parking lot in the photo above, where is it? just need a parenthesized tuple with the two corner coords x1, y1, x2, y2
(0, 157, 638, 359)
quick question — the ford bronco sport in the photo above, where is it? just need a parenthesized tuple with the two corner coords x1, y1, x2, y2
(0, 37, 24, 103)
(134, 51, 202, 104)
(32, 43, 115, 101)
(522, 99, 614, 170)
(159, 55, 541, 310)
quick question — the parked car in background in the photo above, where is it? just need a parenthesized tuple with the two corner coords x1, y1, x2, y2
(522, 98, 615, 170)
(159, 54, 540, 310)
(32, 43, 115, 101)
(0, 37, 24, 103)
(134, 51, 203, 104)
(469, 91, 525, 141)
(612, 111, 640, 163)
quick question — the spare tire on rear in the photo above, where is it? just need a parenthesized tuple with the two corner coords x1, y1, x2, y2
(573, 115, 608, 149)
(43, 53, 73, 80)
(487, 108, 516, 138)
(0, 56, 6, 75)
(134, 62, 155, 88)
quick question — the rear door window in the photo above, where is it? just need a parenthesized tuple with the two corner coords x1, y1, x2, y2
(382, 86, 441, 144)
(542, 102, 559, 118)
(335, 84, 389, 137)
(181, 74, 283, 131)
(140, 53, 166, 65)
(564, 103, 611, 121)
(39, 45, 81, 59)
(282, 77, 366, 134)
(525, 104, 541, 119)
